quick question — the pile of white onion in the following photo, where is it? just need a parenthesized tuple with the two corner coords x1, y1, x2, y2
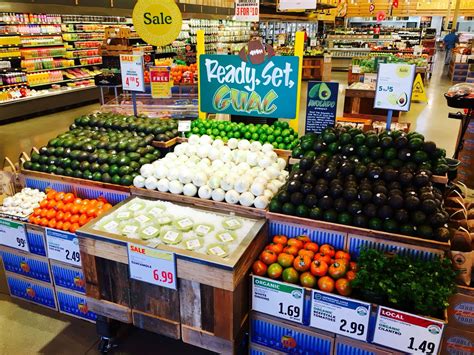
(0, 188, 46, 217)
(133, 135, 289, 209)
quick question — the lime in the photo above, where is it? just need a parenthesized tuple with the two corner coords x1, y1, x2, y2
(267, 135, 275, 142)
(259, 133, 268, 142)
(251, 133, 259, 141)
(234, 132, 241, 139)
(276, 136, 283, 143)
(192, 127, 200, 134)
(212, 128, 219, 136)
(282, 129, 290, 137)
(278, 143, 286, 149)
(273, 129, 282, 136)
(244, 132, 252, 140)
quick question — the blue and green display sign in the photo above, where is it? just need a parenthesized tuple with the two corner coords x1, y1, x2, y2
(305, 81, 339, 134)
(199, 54, 300, 119)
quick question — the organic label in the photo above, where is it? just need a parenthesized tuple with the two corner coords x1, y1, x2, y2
(0, 218, 29, 252)
(149, 207, 164, 217)
(218, 232, 234, 243)
(116, 212, 131, 220)
(103, 221, 119, 232)
(195, 225, 211, 235)
(186, 239, 201, 250)
(178, 120, 191, 132)
(177, 218, 193, 229)
(122, 225, 139, 235)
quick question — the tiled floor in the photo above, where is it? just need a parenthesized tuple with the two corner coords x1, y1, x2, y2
(0, 53, 463, 354)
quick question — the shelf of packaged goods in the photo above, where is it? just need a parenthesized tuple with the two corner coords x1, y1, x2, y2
(21, 43, 64, 48)
(0, 82, 27, 88)
(0, 44, 20, 48)
(20, 33, 62, 37)
(66, 39, 103, 43)
(0, 22, 61, 25)
(67, 47, 100, 51)
(28, 75, 96, 87)
(25, 63, 102, 73)
(22, 54, 66, 59)
(62, 31, 105, 34)
(0, 55, 21, 59)
(0, 33, 21, 36)
(62, 21, 130, 25)
(69, 55, 101, 60)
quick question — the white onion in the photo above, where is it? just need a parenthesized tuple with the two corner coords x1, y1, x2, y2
(198, 185, 212, 199)
(169, 180, 184, 194)
(183, 183, 198, 197)
(144, 176, 158, 190)
(225, 190, 240, 204)
(157, 178, 170, 192)
(133, 175, 146, 188)
(211, 188, 226, 202)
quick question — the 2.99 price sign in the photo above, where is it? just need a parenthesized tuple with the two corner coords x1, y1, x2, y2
(310, 290, 371, 341)
(373, 306, 444, 354)
(46, 228, 81, 266)
(128, 243, 177, 290)
(0, 218, 29, 252)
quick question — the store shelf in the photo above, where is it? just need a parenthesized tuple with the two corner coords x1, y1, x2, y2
(69, 55, 101, 59)
(0, 33, 21, 36)
(0, 22, 60, 25)
(20, 33, 62, 37)
(29, 75, 95, 87)
(0, 85, 96, 106)
(21, 43, 64, 47)
(25, 63, 101, 73)
(67, 47, 100, 51)
(22, 54, 66, 59)
(0, 44, 19, 48)
(0, 82, 27, 88)
(62, 31, 104, 34)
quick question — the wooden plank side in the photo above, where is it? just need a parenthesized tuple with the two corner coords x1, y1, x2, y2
(79, 237, 129, 264)
(177, 258, 234, 290)
(200, 283, 214, 333)
(96, 257, 131, 307)
(132, 310, 180, 340)
(181, 325, 234, 355)
(87, 297, 132, 324)
(130, 279, 180, 321)
(80, 251, 100, 299)
(179, 279, 202, 328)
(213, 287, 234, 340)
(232, 276, 249, 338)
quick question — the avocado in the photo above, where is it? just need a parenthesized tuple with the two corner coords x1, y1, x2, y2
(353, 215, 368, 228)
(323, 209, 338, 222)
(399, 172, 413, 185)
(302, 172, 317, 185)
(395, 209, 410, 223)
(322, 131, 337, 144)
(417, 225, 434, 239)
(341, 144, 356, 156)
(362, 203, 377, 218)
(433, 164, 448, 175)
(348, 201, 363, 215)
(421, 199, 437, 214)
(299, 157, 315, 170)
(378, 205, 394, 219)
(365, 134, 379, 148)
(354, 164, 368, 179)
(368, 166, 383, 181)
(290, 192, 305, 205)
(324, 167, 338, 180)
(287, 180, 302, 193)
(309, 207, 323, 220)
(408, 137, 424, 151)
(405, 195, 421, 210)
(339, 161, 354, 176)
(343, 188, 358, 201)
(301, 183, 314, 195)
(368, 218, 383, 230)
(314, 184, 328, 198)
(394, 135, 408, 149)
(304, 194, 318, 208)
(413, 172, 430, 187)
(282, 202, 296, 215)
(330, 185, 343, 199)
(334, 198, 347, 213)
(337, 212, 353, 225)
(295, 205, 310, 217)
(400, 224, 416, 236)
(318, 195, 334, 210)
(435, 227, 450, 242)
(383, 167, 398, 182)
(370, 147, 383, 160)
(380, 136, 393, 149)
(358, 190, 372, 204)
(372, 193, 387, 206)
(312, 141, 327, 153)
(422, 141, 437, 154)
(269, 199, 282, 213)
(290, 170, 304, 181)
(339, 132, 352, 145)
(277, 191, 291, 203)
(353, 134, 366, 146)
(411, 210, 427, 225)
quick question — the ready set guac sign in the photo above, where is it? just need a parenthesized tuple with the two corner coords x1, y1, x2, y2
(199, 54, 300, 119)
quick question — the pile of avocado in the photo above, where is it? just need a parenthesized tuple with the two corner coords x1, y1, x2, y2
(23, 113, 163, 186)
(270, 126, 450, 241)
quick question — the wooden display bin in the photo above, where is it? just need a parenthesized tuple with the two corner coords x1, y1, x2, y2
(343, 87, 401, 121)
(302, 56, 331, 81)
(77, 195, 267, 354)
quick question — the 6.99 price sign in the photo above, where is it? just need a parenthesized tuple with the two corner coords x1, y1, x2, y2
(128, 243, 176, 290)
(120, 54, 145, 92)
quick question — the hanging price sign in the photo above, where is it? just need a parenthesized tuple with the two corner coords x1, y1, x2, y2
(128, 243, 177, 290)
(309, 290, 371, 341)
(150, 66, 172, 98)
(46, 228, 81, 266)
(120, 54, 145, 92)
(178, 120, 191, 132)
(0, 218, 29, 252)
(252, 275, 304, 324)
(373, 306, 444, 354)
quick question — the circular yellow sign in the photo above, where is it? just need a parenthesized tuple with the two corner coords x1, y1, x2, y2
(133, 0, 182, 47)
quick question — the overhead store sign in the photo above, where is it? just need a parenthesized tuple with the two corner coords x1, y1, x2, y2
(235, 0, 260, 22)
(374, 63, 415, 112)
(132, 0, 183, 47)
(199, 40, 300, 119)
(278, 0, 317, 11)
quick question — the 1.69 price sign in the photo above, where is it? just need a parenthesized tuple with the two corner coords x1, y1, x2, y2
(128, 243, 177, 290)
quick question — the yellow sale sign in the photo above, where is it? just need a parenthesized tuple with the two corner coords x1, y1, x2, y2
(150, 67, 172, 99)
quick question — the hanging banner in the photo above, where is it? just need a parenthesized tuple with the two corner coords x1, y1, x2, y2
(411, 73, 428, 102)
(235, 0, 260, 22)
(150, 66, 172, 98)
(374, 63, 416, 112)
(393, 0, 399, 8)
(199, 40, 300, 119)
(278, 0, 317, 11)
(337, 0, 348, 17)
(305, 81, 339, 134)
(120, 54, 145, 92)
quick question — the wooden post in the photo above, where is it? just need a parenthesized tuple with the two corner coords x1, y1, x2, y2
(289, 31, 305, 134)
(452, 0, 462, 29)
(197, 30, 206, 120)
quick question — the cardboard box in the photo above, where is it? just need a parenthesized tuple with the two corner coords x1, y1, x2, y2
(55, 286, 97, 323)
(26, 224, 47, 257)
(6, 272, 57, 310)
(50, 260, 85, 294)
(249, 342, 285, 355)
(447, 287, 474, 332)
(250, 311, 334, 355)
(0, 246, 51, 283)
(441, 326, 474, 355)
(335, 335, 404, 355)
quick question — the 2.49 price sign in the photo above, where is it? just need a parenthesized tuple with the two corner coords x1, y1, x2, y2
(45, 228, 81, 266)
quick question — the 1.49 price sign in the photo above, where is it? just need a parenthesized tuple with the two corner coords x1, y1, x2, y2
(128, 243, 177, 290)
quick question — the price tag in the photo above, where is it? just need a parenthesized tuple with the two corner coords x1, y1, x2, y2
(252, 275, 304, 324)
(309, 290, 370, 341)
(0, 218, 29, 252)
(178, 120, 191, 132)
(150, 66, 172, 99)
(120, 54, 145, 92)
(373, 306, 444, 354)
(363, 73, 378, 85)
(45, 228, 81, 266)
(128, 243, 177, 290)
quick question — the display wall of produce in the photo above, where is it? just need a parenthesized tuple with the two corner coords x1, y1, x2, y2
(133, 135, 288, 209)
(270, 127, 450, 240)
(186, 120, 298, 150)
(23, 113, 180, 185)
(352, 54, 428, 73)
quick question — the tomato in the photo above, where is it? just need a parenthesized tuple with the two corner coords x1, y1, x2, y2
(47, 200, 57, 209)
(70, 205, 80, 215)
(277, 253, 295, 268)
(81, 199, 91, 206)
(56, 221, 64, 230)
(40, 209, 48, 218)
(310, 260, 328, 277)
(63, 193, 75, 203)
(69, 223, 79, 233)
(320, 244, 335, 257)
(328, 261, 347, 280)
(265, 243, 284, 254)
(335, 278, 352, 296)
(260, 250, 278, 265)
(55, 201, 65, 212)
(282, 267, 299, 284)
(78, 214, 89, 226)
(346, 270, 357, 282)
(62, 221, 71, 231)
(298, 249, 314, 259)
(56, 211, 64, 221)
(273, 235, 288, 245)
(252, 260, 268, 276)
(63, 203, 73, 212)
(335, 258, 349, 269)
(335, 250, 351, 262)
(267, 263, 283, 279)
(47, 219, 57, 229)
(70, 215, 79, 224)
(349, 261, 359, 272)
(318, 276, 335, 293)
(103, 203, 113, 211)
(287, 238, 304, 249)
(314, 252, 332, 264)
(46, 190, 57, 200)
(46, 209, 56, 219)
(300, 272, 317, 288)
(73, 198, 82, 205)
(40, 218, 49, 227)
(304, 242, 319, 253)
(33, 208, 42, 216)
(296, 235, 310, 243)
(54, 192, 65, 201)
(63, 212, 72, 222)
(79, 205, 88, 215)
(293, 255, 311, 272)
(39, 200, 48, 208)
(283, 245, 299, 256)
(86, 207, 97, 218)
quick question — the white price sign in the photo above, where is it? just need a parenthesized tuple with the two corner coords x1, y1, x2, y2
(235, 0, 259, 22)
(46, 228, 81, 266)
(178, 120, 191, 132)
(120, 54, 145, 92)
(0, 218, 28, 252)
(252, 275, 304, 324)
(278, 0, 317, 11)
(128, 243, 177, 290)
(374, 63, 416, 112)
(373, 306, 444, 354)
(310, 290, 371, 341)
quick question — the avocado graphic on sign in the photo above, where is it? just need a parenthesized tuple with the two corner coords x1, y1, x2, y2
(309, 82, 332, 101)
(305, 81, 338, 134)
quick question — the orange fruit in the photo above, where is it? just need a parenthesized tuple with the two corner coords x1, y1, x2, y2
(63, 193, 75, 203)
(40, 209, 48, 218)
(63, 212, 72, 222)
(70, 205, 80, 215)
(70, 215, 79, 223)
(47, 200, 56, 209)
(56, 211, 64, 221)
(56, 221, 64, 230)
(55, 201, 64, 212)
(40, 200, 49, 208)
(55, 192, 65, 201)
(40, 218, 49, 227)
(46, 210, 56, 219)
(78, 214, 88, 226)
(48, 219, 57, 228)
(46, 190, 57, 200)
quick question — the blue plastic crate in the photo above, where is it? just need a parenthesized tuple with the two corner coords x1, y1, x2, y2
(6, 273, 57, 310)
(56, 287, 96, 322)
(26, 228, 47, 257)
(1, 248, 51, 283)
(50, 261, 85, 294)
(24, 177, 72, 194)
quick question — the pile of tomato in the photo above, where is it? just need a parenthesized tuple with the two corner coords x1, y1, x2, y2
(28, 189, 112, 233)
(171, 64, 197, 84)
(252, 235, 358, 296)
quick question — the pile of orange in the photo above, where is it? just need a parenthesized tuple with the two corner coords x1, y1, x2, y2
(28, 189, 112, 233)
(170, 63, 197, 84)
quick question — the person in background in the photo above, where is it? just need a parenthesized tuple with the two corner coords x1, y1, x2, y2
(444, 29, 459, 65)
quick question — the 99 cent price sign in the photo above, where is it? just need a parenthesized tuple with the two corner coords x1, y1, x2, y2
(0, 218, 29, 252)
(252, 275, 304, 324)
(309, 290, 371, 341)
(45, 228, 81, 266)
(128, 243, 177, 290)
(373, 306, 444, 354)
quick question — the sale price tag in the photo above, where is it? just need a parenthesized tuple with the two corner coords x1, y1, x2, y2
(309, 290, 371, 341)
(128, 243, 177, 290)
(373, 306, 444, 354)
(46, 228, 81, 266)
(0, 218, 29, 252)
(120, 54, 145, 92)
(252, 275, 304, 324)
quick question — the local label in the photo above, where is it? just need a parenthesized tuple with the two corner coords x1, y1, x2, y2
(373, 306, 444, 354)
(0, 218, 29, 252)
(46, 228, 81, 266)
(128, 243, 176, 289)
(310, 290, 370, 341)
(252, 275, 304, 323)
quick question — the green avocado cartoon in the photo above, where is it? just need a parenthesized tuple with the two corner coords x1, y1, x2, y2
(309, 82, 332, 101)
(397, 93, 408, 107)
